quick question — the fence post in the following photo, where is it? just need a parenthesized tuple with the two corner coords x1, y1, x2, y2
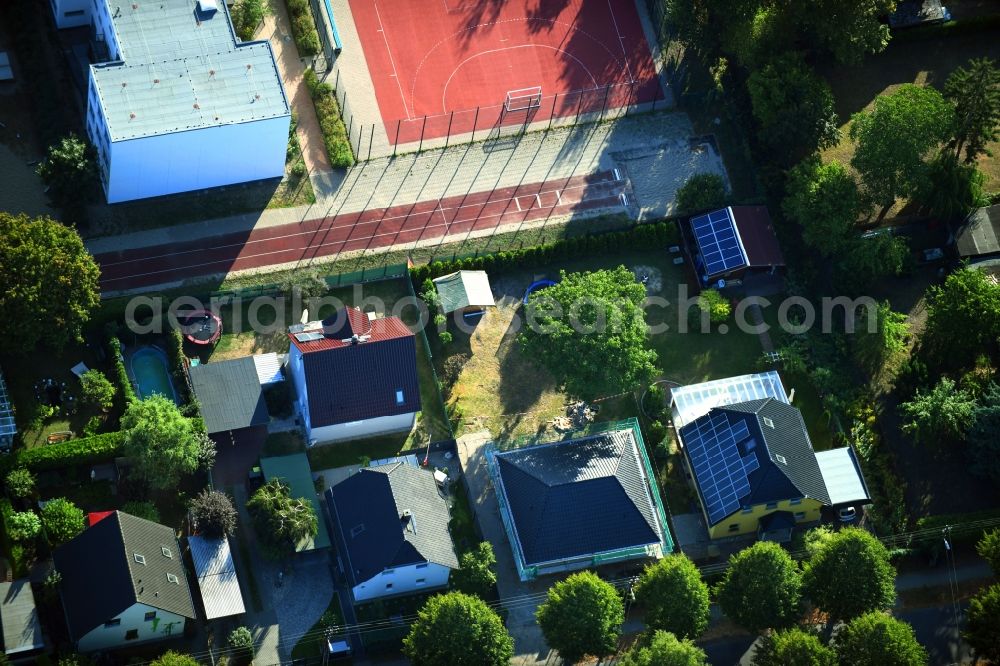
(444, 110, 454, 148)
(393, 119, 401, 157)
(599, 84, 611, 120)
(548, 93, 558, 130)
(575, 90, 585, 124)
(339, 89, 347, 117)
(623, 81, 634, 118)
(471, 106, 479, 142)
(347, 115, 353, 143)
(418, 115, 428, 153)
(356, 124, 363, 157)
(334, 68, 340, 92)
(368, 124, 374, 161)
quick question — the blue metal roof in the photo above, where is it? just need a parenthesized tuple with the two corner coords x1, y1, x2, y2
(0, 367, 16, 449)
(690, 207, 749, 278)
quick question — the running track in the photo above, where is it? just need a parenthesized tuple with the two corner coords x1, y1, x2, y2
(95, 172, 625, 291)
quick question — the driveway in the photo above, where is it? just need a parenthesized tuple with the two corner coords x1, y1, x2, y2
(457, 431, 554, 664)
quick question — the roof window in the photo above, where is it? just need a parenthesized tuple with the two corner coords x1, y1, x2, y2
(134, 553, 146, 565)
(161, 546, 172, 558)
(775, 454, 788, 465)
(396, 390, 404, 405)
(166, 573, 179, 584)
(762, 416, 775, 428)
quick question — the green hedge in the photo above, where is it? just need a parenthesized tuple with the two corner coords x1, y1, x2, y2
(285, 0, 320, 56)
(0, 499, 30, 577)
(14, 431, 126, 473)
(106, 335, 137, 404)
(304, 69, 354, 168)
(409, 220, 681, 285)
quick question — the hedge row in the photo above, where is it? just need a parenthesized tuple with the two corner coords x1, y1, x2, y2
(106, 335, 137, 405)
(12, 431, 126, 473)
(410, 220, 681, 285)
(286, 0, 321, 56)
(304, 69, 354, 168)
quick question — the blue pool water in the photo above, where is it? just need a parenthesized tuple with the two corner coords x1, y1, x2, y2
(130, 346, 179, 404)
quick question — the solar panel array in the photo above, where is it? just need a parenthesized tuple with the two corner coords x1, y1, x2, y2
(683, 412, 760, 524)
(0, 369, 16, 449)
(691, 208, 747, 277)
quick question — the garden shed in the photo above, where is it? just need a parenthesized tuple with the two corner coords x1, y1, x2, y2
(432, 270, 496, 314)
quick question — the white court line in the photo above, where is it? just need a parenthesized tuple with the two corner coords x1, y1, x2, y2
(372, 0, 412, 119)
(100, 188, 619, 284)
(556, 190, 563, 205)
(606, 0, 635, 84)
(436, 200, 450, 232)
(514, 197, 522, 212)
(534, 193, 542, 208)
(99, 179, 616, 269)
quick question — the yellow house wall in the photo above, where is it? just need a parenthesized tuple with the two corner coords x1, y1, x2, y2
(706, 498, 824, 540)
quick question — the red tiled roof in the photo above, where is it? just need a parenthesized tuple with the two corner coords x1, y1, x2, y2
(289, 313, 412, 353)
(731, 206, 785, 268)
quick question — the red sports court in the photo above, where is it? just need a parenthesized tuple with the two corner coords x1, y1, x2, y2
(348, 0, 663, 145)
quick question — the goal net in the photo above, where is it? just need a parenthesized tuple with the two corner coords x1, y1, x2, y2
(504, 87, 542, 113)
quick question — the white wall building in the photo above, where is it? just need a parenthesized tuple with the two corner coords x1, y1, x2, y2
(51, 0, 289, 203)
(326, 462, 459, 603)
(287, 308, 421, 445)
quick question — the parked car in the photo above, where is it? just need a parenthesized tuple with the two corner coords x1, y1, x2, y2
(838, 506, 857, 522)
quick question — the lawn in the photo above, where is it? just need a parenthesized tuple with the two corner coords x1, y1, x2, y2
(437, 250, 768, 442)
(818, 25, 1000, 200)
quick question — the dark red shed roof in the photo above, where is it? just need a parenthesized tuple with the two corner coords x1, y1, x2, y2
(731, 206, 785, 269)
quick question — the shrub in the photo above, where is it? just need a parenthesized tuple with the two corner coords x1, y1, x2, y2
(106, 335, 137, 404)
(8, 511, 41, 542)
(83, 416, 102, 438)
(697, 289, 731, 324)
(191, 489, 238, 538)
(41, 498, 85, 546)
(439, 331, 454, 345)
(228, 626, 255, 660)
(675, 173, 729, 215)
(291, 13, 321, 55)
(79, 369, 116, 411)
(304, 69, 355, 168)
(122, 500, 160, 523)
(16, 431, 125, 472)
(5, 468, 36, 499)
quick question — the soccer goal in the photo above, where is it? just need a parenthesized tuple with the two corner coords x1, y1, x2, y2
(504, 87, 543, 113)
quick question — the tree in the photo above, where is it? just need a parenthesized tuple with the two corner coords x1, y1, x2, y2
(35, 134, 98, 210)
(518, 266, 657, 398)
(41, 498, 85, 546)
(230, 0, 270, 42)
(924, 266, 1000, 367)
(149, 652, 200, 666)
(900, 377, 977, 445)
(451, 541, 497, 598)
(402, 592, 514, 666)
(793, 0, 896, 64)
(964, 582, 1000, 663)
(675, 173, 729, 215)
(0, 213, 101, 355)
(122, 500, 160, 523)
(194, 431, 217, 471)
(121, 396, 202, 490)
(834, 612, 928, 665)
(854, 301, 909, 373)
(716, 541, 802, 632)
(915, 151, 988, 221)
(850, 85, 955, 215)
(835, 234, 909, 295)
(281, 270, 329, 306)
(751, 627, 837, 666)
(802, 527, 896, 623)
(618, 631, 707, 666)
(5, 469, 36, 500)
(8, 511, 41, 542)
(976, 528, 1000, 574)
(634, 555, 710, 639)
(968, 383, 1000, 483)
(535, 571, 624, 664)
(783, 158, 863, 257)
(190, 489, 238, 538)
(747, 54, 839, 165)
(697, 289, 731, 324)
(944, 57, 1000, 163)
(79, 369, 116, 411)
(246, 479, 318, 558)
(227, 626, 255, 662)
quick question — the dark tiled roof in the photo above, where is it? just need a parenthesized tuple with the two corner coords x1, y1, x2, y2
(292, 315, 421, 427)
(326, 463, 458, 586)
(731, 206, 785, 268)
(493, 431, 664, 567)
(681, 399, 831, 526)
(53, 512, 195, 640)
(188, 357, 269, 434)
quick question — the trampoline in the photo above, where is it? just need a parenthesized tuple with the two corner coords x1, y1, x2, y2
(178, 309, 222, 346)
(523, 279, 557, 305)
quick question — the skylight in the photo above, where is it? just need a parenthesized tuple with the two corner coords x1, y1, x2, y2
(161, 546, 172, 558)
(166, 573, 179, 584)
(762, 416, 775, 428)
(395, 390, 404, 405)
(775, 454, 788, 465)
(134, 553, 146, 565)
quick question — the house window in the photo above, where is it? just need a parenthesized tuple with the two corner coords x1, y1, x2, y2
(125, 629, 139, 640)
(789, 498, 802, 505)
(741, 506, 753, 514)
(65, 9, 85, 16)
(104, 618, 121, 628)
(144, 611, 157, 621)
(395, 390, 404, 405)
(385, 583, 393, 590)
(382, 569, 394, 575)
(416, 578, 426, 585)
(728, 524, 739, 532)
(415, 563, 428, 569)
(765, 502, 778, 510)
(794, 512, 806, 521)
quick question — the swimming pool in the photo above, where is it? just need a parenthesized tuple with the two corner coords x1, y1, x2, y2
(129, 346, 179, 404)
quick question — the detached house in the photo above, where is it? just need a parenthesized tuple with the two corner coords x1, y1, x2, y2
(53, 511, 195, 652)
(672, 372, 871, 542)
(288, 308, 421, 445)
(326, 461, 459, 602)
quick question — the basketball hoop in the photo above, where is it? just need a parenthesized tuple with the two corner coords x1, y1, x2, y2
(504, 86, 542, 113)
